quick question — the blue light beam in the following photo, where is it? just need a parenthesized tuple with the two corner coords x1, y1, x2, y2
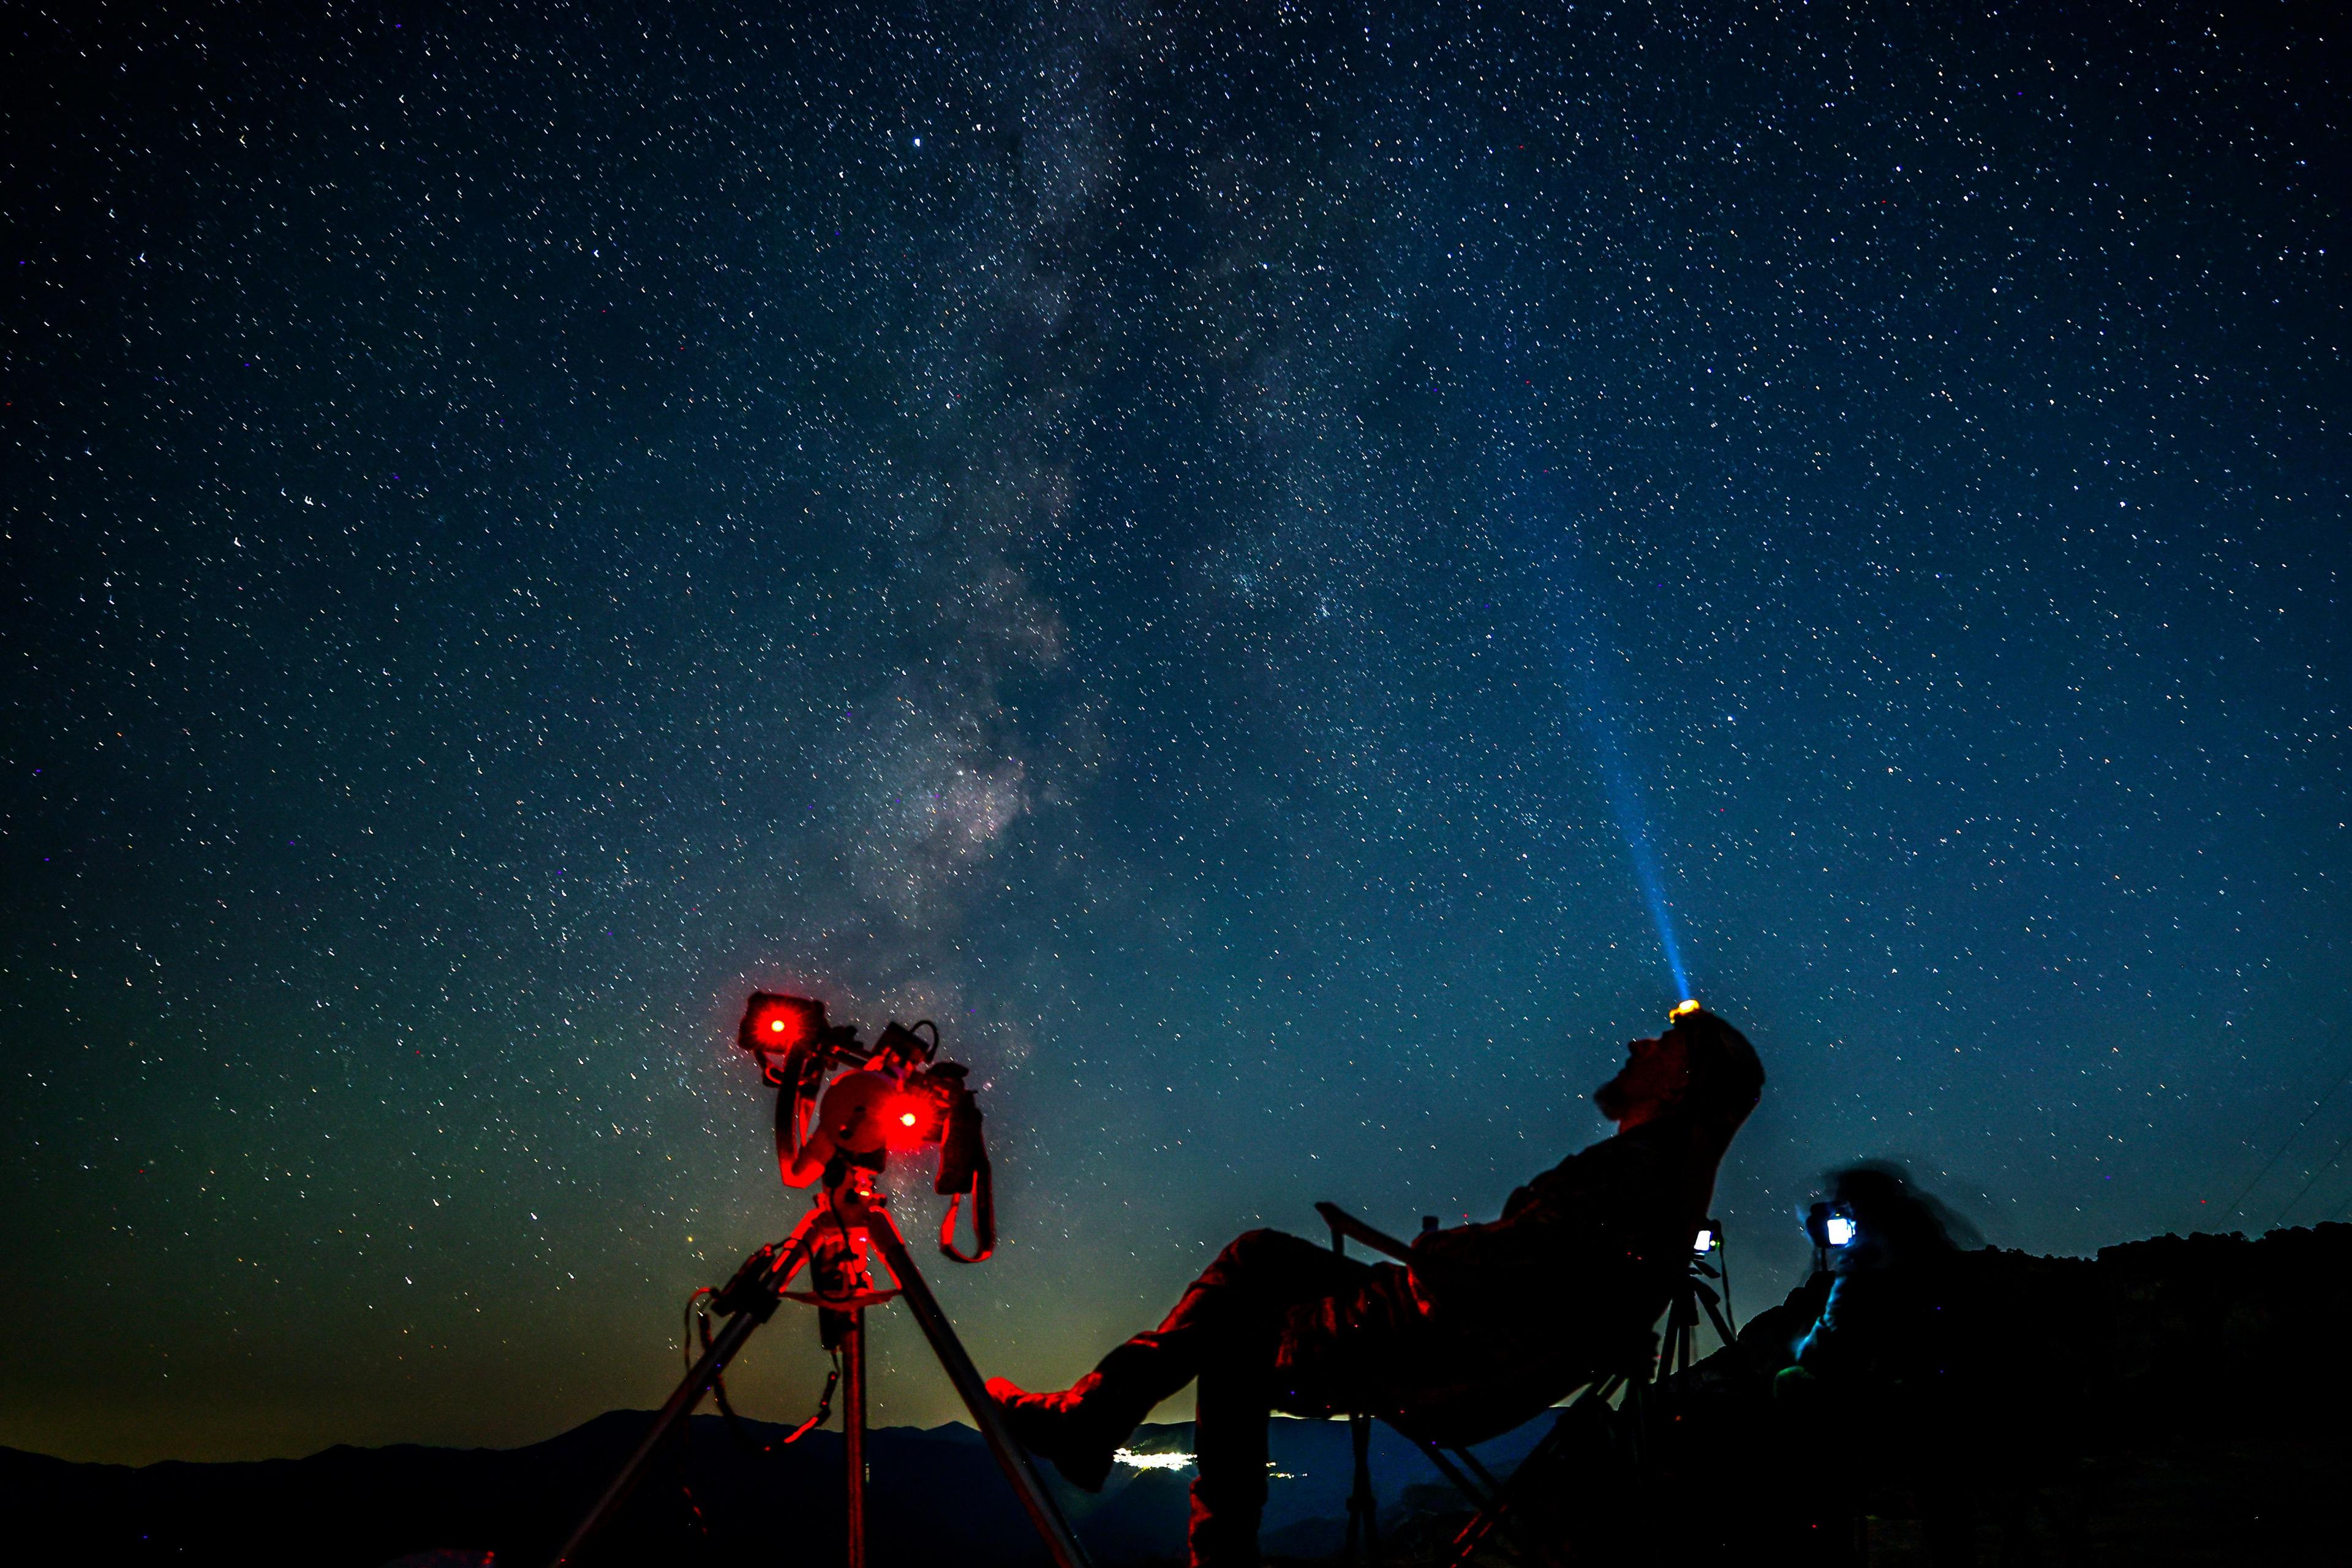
(1524, 514, 1693, 1001)
(1588, 721, 1692, 1001)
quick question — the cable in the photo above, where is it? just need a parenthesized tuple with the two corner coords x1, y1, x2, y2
(2270, 1118, 2352, 1231)
(2220, 1046, 2352, 1222)
(683, 1287, 715, 1373)
(681, 1284, 840, 1453)
(694, 1292, 841, 1451)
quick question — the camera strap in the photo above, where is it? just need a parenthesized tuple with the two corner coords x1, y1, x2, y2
(938, 1159, 995, 1263)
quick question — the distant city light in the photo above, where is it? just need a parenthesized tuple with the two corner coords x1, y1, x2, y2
(1114, 1449, 1193, 1472)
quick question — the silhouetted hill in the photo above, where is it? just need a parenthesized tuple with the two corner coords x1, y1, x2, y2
(0, 1408, 1536, 1567)
(9, 1224, 2349, 1566)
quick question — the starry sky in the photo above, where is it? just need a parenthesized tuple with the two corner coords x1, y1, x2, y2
(5, 1, 2345, 1466)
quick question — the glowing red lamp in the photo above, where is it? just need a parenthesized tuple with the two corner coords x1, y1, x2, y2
(737, 993, 831, 1059)
(881, 1090, 943, 1152)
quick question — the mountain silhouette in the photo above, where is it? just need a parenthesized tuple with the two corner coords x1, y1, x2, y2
(0, 1408, 1540, 1567)
(11, 1223, 2351, 1565)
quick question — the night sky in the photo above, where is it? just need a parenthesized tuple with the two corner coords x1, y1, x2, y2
(6, 2, 2345, 1468)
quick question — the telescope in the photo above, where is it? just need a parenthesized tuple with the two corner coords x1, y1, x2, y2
(549, 993, 1085, 1568)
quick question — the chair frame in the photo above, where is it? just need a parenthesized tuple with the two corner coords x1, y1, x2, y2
(1317, 1202, 1665, 1568)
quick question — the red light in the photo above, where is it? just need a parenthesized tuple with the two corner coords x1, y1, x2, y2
(876, 1092, 940, 1152)
(741, 994, 826, 1056)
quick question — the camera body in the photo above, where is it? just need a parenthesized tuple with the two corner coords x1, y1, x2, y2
(783, 1056, 976, 1187)
(1803, 1200, 1858, 1251)
(735, 993, 993, 1254)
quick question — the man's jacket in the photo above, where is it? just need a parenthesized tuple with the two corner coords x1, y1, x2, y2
(1276, 1046, 1760, 1445)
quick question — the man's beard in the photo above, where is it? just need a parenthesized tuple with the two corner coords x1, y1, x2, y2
(1596, 1074, 1687, 1123)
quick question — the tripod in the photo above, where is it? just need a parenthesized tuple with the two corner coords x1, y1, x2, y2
(1656, 1224, 1738, 1389)
(549, 1169, 1093, 1568)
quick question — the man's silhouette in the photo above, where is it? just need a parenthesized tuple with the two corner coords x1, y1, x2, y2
(988, 1006, 1765, 1567)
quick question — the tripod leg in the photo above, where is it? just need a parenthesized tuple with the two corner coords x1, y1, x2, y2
(863, 1207, 1096, 1568)
(845, 1306, 868, 1568)
(1697, 1292, 1737, 1351)
(1659, 1287, 1698, 1388)
(551, 1308, 760, 1565)
(549, 1221, 818, 1566)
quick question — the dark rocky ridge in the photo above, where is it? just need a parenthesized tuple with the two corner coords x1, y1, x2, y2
(1551, 1222, 2352, 1564)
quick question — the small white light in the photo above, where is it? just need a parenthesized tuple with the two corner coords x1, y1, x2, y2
(1825, 1214, 1858, 1248)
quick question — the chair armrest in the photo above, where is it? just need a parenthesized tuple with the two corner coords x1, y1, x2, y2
(1316, 1200, 1415, 1263)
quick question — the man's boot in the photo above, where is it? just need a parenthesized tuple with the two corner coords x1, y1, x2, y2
(986, 1334, 1196, 1492)
(989, 1231, 1344, 1502)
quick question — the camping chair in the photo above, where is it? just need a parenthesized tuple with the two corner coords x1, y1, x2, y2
(1316, 1202, 1660, 1568)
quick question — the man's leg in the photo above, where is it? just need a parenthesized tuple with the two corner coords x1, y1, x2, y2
(1170, 1232, 1368, 1567)
(990, 1229, 1365, 1495)
(1186, 1340, 1278, 1568)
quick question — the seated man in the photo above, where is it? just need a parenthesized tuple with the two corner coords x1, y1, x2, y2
(988, 1005, 1765, 1567)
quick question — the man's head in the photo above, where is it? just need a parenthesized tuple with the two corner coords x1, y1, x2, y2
(1594, 1007, 1763, 1131)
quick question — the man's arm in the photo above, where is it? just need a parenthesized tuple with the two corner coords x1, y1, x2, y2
(1405, 1133, 1679, 1305)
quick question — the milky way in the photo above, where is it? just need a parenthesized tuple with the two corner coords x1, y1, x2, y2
(4, 2, 2344, 1463)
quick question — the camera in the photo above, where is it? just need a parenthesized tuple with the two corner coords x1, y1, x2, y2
(735, 992, 993, 1258)
(1803, 1200, 1857, 1251)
